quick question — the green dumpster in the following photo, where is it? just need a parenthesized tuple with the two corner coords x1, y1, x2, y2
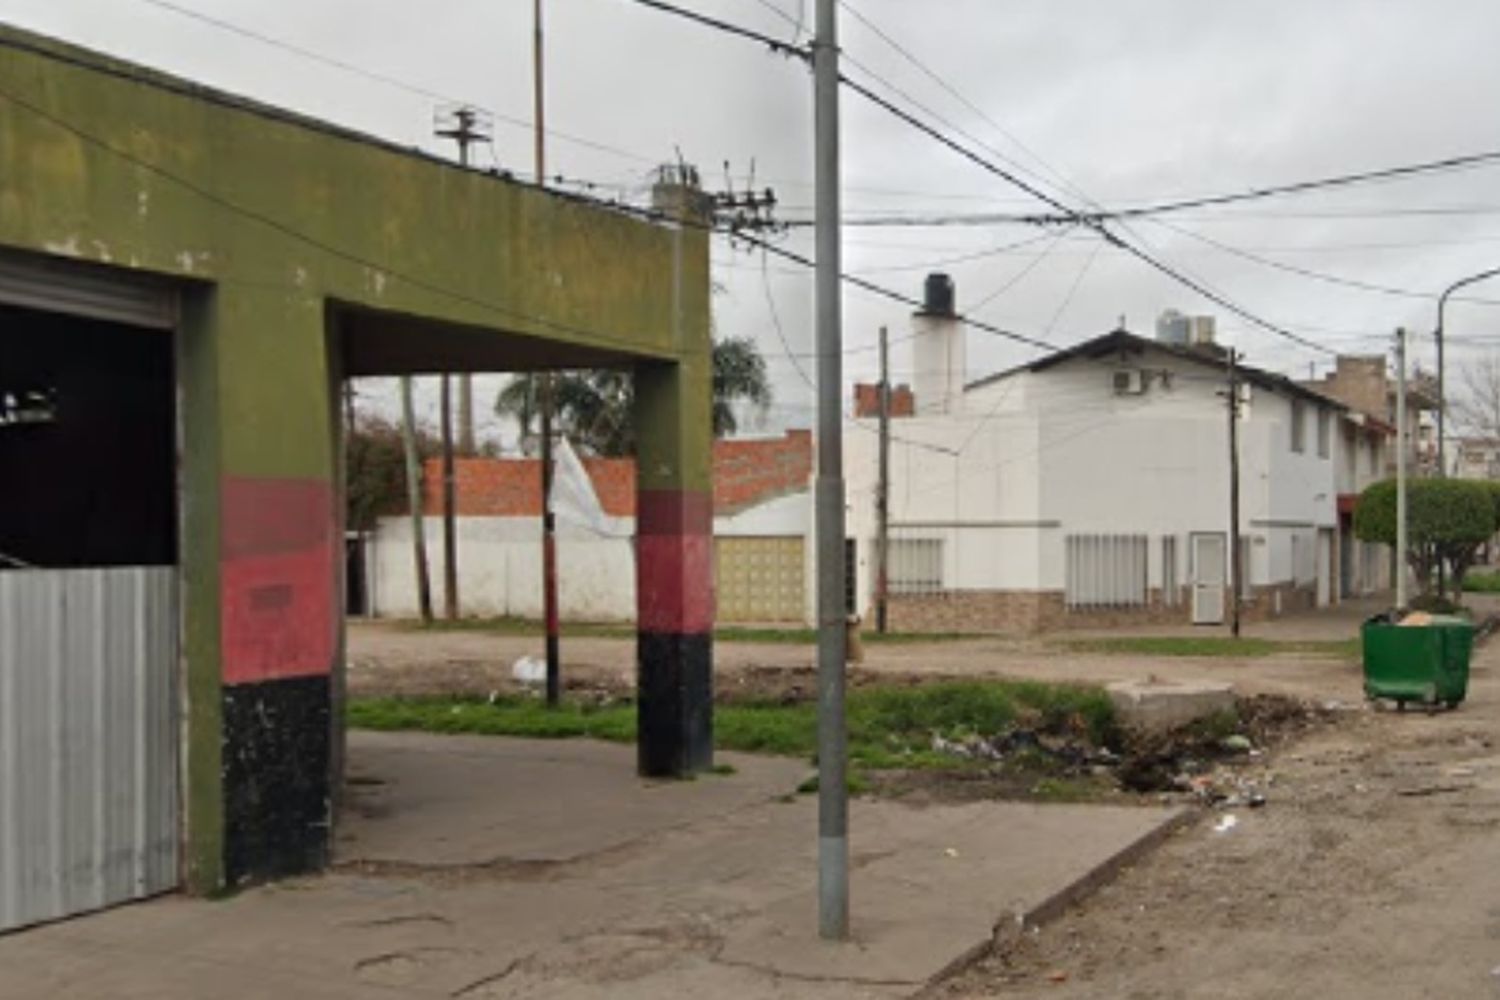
(1361, 613, 1473, 709)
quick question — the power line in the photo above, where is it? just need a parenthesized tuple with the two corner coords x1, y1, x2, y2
(835, 74, 1334, 355)
(1148, 217, 1500, 307)
(133, 0, 660, 166)
(614, 0, 809, 58)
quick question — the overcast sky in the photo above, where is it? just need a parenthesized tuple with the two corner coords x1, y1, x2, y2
(6, 0, 1500, 441)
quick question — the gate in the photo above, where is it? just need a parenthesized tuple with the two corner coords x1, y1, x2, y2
(0, 567, 179, 932)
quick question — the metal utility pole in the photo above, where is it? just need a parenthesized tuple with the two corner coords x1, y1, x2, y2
(440, 373, 458, 619)
(435, 106, 487, 459)
(1396, 327, 1409, 609)
(534, 0, 561, 708)
(433, 106, 490, 621)
(1435, 266, 1500, 478)
(400, 376, 434, 623)
(1226, 349, 1243, 638)
(813, 0, 848, 942)
(875, 326, 891, 634)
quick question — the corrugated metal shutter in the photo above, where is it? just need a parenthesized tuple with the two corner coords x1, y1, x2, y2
(0, 567, 180, 933)
(0, 251, 176, 329)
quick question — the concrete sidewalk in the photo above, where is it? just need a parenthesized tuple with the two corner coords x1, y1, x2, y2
(0, 733, 1184, 999)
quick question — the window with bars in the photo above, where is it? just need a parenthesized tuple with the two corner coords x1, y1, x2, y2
(888, 538, 943, 596)
(1065, 534, 1148, 609)
(1290, 401, 1306, 453)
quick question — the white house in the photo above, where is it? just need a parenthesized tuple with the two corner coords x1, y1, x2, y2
(358, 430, 815, 624)
(843, 281, 1391, 633)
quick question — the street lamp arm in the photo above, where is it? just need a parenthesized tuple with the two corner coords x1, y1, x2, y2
(1439, 265, 1500, 319)
(1436, 264, 1500, 484)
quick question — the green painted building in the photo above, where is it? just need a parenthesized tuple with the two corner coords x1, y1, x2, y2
(0, 24, 714, 926)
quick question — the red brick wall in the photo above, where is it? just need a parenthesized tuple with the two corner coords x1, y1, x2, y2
(422, 430, 812, 517)
(852, 383, 915, 418)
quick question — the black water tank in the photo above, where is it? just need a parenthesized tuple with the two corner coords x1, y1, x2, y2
(923, 272, 955, 316)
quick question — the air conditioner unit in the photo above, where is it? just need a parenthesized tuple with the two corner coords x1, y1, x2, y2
(1111, 369, 1147, 396)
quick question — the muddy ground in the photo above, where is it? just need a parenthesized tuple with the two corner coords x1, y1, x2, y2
(931, 658, 1500, 999)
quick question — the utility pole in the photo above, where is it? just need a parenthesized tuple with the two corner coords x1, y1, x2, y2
(400, 376, 434, 623)
(434, 107, 489, 621)
(875, 326, 891, 634)
(1396, 327, 1409, 610)
(813, 0, 848, 942)
(435, 106, 487, 458)
(534, 0, 561, 708)
(1226, 349, 1242, 638)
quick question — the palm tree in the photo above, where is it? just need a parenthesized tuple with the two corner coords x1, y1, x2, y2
(494, 336, 772, 456)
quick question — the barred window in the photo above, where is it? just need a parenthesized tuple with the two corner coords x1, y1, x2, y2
(1066, 534, 1148, 609)
(889, 538, 943, 595)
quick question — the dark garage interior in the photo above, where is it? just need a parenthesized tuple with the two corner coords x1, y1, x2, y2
(0, 302, 176, 568)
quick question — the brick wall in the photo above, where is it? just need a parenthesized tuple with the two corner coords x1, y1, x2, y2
(422, 430, 812, 518)
(852, 383, 915, 418)
(882, 582, 1319, 634)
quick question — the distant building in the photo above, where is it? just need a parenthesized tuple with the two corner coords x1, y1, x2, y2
(841, 278, 1392, 634)
(1303, 354, 1440, 477)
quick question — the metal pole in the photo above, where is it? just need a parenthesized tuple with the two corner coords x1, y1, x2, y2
(1396, 327, 1408, 610)
(400, 376, 434, 623)
(876, 326, 890, 635)
(535, 0, 561, 707)
(440, 373, 458, 619)
(1227, 349, 1242, 638)
(813, 0, 848, 942)
(1435, 266, 1500, 479)
(457, 128, 475, 457)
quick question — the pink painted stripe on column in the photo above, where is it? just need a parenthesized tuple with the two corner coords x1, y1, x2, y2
(637, 490, 714, 635)
(221, 477, 336, 684)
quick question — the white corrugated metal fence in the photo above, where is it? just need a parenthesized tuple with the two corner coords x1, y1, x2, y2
(0, 567, 179, 933)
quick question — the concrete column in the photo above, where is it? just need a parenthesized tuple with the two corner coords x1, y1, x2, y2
(179, 285, 339, 890)
(633, 357, 714, 776)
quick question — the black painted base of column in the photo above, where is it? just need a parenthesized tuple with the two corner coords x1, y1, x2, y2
(637, 632, 713, 777)
(222, 674, 332, 885)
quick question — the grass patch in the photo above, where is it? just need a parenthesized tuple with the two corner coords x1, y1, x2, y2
(1464, 570, 1500, 594)
(1057, 635, 1358, 659)
(349, 679, 1118, 772)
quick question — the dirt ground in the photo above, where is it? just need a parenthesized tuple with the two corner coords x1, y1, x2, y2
(932, 644, 1500, 1000)
(346, 620, 1368, 705)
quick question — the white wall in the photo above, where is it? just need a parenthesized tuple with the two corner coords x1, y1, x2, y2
(368, 490, 813, 622)
(842, 340, 1349, 609)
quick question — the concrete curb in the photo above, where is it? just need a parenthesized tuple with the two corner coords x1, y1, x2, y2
(920, 805, 1197, 992)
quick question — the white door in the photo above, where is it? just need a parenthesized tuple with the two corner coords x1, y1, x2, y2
(1316, 528, 1333, 607)
(1191, 534, 1226, 625)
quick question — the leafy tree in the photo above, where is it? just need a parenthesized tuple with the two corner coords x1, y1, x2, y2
(1353, 477, 1499, 601)
(495, 336, 772, 456)
(345, 414, 439, 531)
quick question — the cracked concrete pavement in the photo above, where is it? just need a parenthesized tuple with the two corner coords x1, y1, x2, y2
(0, 733, 1182, 999)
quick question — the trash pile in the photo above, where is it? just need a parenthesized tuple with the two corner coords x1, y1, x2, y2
(929, 728, 1117, 771)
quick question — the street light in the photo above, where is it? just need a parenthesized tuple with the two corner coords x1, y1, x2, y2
(1436, 265, 1500, 477)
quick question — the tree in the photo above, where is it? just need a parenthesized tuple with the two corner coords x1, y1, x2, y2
(494, 336, 772, 456)
(346, 413, 440, 531)
(1353, 477, 1498, 602)
(1452, 352, 1500, 441)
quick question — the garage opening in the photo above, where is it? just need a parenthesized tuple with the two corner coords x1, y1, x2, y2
(0, 296, 180, 933)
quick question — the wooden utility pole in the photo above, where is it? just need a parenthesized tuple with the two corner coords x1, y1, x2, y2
(400, 376, 433, 623)
(875, 326, 891, 634)
(535, 0, 561, 707)
(1227, 348, 1243, 638)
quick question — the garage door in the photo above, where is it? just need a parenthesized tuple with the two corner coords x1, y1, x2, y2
(716, 537, 805, 624)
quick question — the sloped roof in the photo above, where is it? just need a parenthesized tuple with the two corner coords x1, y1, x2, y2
(968, 328, 1349, 411)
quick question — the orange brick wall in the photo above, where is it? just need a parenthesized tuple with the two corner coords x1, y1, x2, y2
(422, 430, 812, 518)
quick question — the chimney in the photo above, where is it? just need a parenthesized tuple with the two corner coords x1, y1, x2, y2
(912, 273, 965, 415)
